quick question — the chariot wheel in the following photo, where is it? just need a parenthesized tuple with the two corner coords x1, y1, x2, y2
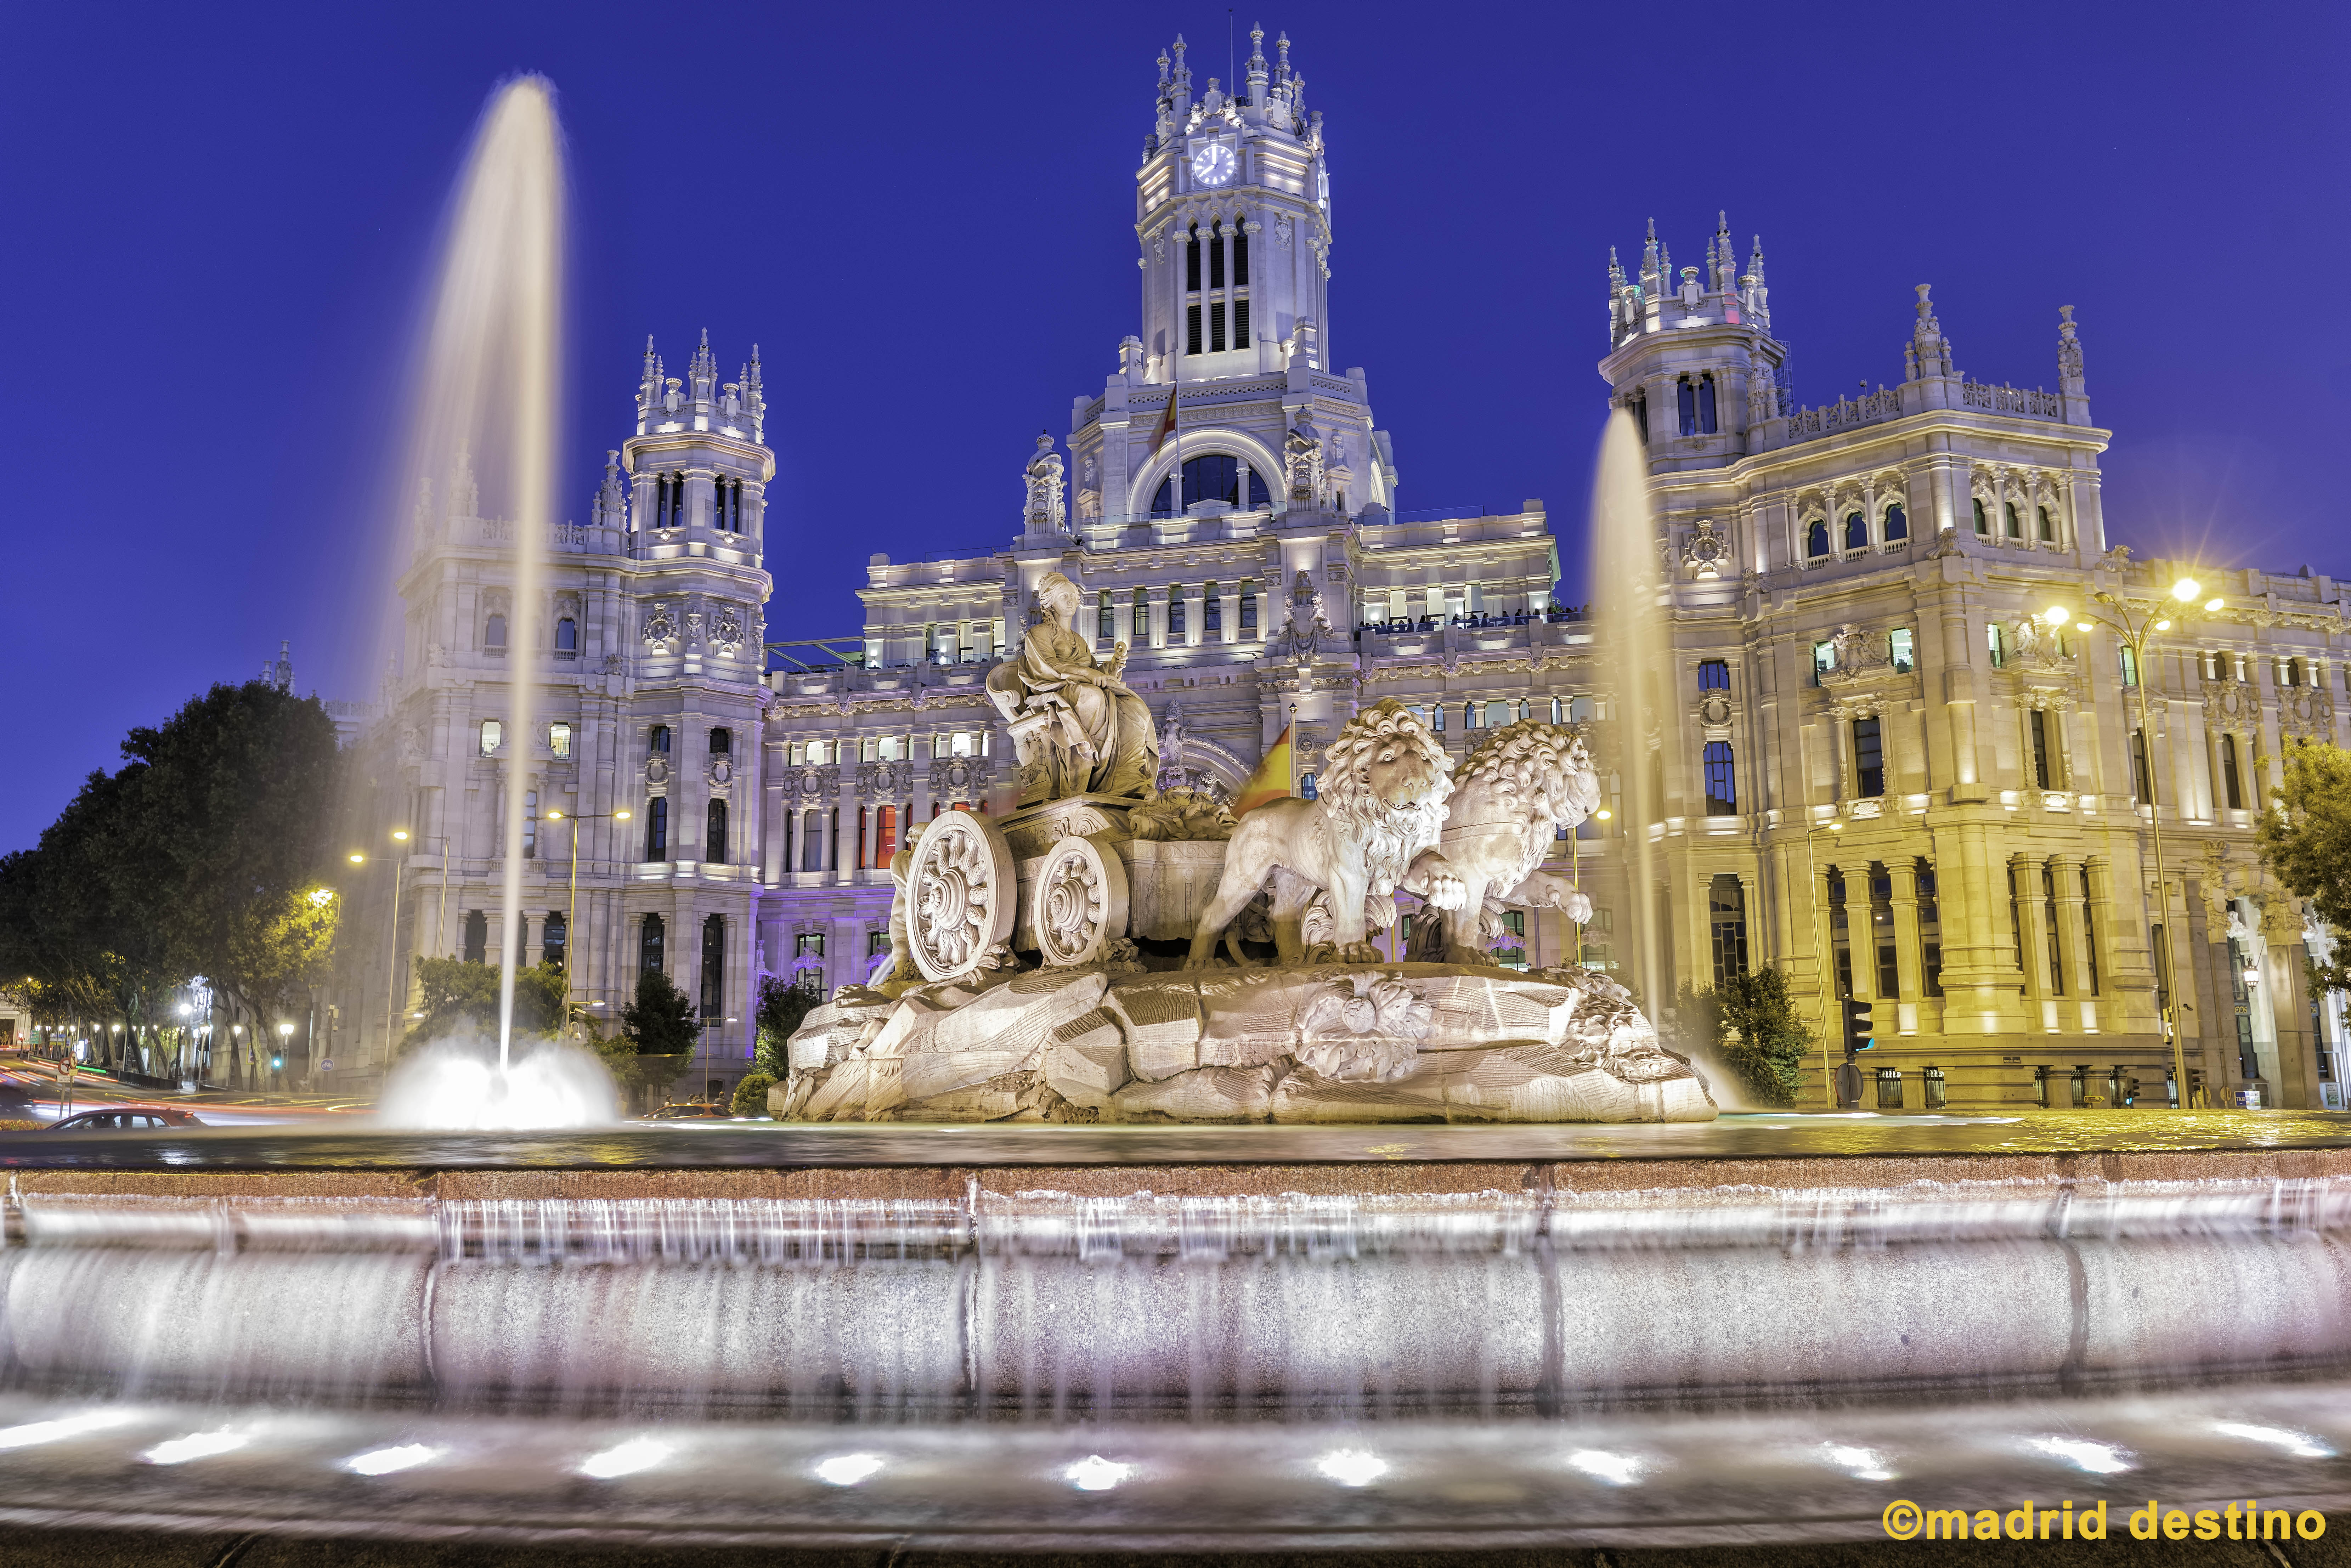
(1032, 832, 1131, 968)
(907, 811, 1017, 982)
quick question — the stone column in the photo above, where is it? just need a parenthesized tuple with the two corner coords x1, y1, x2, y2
(831, 771, 855, 884)
(1890, 866, 1922, 1029)
(2013, 852, 2053, 1029)
(2053, 855, 2095, 1024)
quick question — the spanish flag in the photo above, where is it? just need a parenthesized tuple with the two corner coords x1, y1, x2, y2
(1153, 385, 1181, 451)
(1233, 725, 1294, 816)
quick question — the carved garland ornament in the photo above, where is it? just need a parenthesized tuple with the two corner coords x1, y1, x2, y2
(907, 812, 1017, 982)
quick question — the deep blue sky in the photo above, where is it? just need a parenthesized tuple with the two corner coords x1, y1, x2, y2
(4, 1, 2343, 849)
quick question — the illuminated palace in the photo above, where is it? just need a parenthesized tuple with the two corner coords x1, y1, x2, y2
(348, 32, 2347, 1112)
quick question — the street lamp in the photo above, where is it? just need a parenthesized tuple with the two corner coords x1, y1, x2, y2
(2084, 573, 2207, 1109)
(274, 1019, 293, 1081)
(544, 807, 632, 1019)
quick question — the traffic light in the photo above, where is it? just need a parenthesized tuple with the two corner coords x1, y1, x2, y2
(1841, 997, 1877, 1054)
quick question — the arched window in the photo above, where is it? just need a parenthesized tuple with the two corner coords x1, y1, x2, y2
(1972, 497, 1989, 534)
(1677, 376, 1698, 436)
(1430, 703, 1445, 732)
(1150, 453, 1270, 516)
(645, 796, 669, 860)
(463, 909, 488, 965)
(1185, 221, 1202, 293)
(1550, 696, 1565, 723)
(710, 728, 731, 756)
(1169, 587, 1187, 637)
(701, 915, 726, 1021)
(706, 798, 729, 864)
(1844, 511, 1868, 551)
(640, 913, 665, 977)
(484, 613, 508, 651)
(2004, 501, 2022, 538)
(1697, 373, 1718, 435)
(555, 617, 577, 656)
(1703, 741, 1736, 815)
(649, 725, 671, 754)
(2036, 505, 2055, 542)
(1883, 503, 1908, 542)
(543, 911, 567, 972)
(1806, 520, 1830, 559)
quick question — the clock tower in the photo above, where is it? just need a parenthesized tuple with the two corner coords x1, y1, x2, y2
(1068, 28, 1391, 538)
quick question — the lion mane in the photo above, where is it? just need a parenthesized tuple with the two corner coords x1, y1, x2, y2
(1310, 700, 1454, 896)
(1447, 719, 1594, 888)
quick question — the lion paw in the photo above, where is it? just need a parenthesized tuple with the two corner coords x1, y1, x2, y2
(1565, 890, 1594, 924)
(1338, 941, 1386, 965)
(1421, 870, 1469, 911)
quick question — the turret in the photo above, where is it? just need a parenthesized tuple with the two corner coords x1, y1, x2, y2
(1596, 211, 1789, 471)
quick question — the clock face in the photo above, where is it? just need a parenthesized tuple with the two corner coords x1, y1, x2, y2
(1191, 142, 1236, 187)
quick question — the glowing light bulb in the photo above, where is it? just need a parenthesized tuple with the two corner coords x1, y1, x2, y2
(1065, 1454, 1132, 1491)
(2171, 577, 2200, 601)
(2043, 605, 2071, 625)
(1317, 1449, 1389, 1487)
(2154, 619, 2172, 632)
(814, 1453, 886, 1486)
(2206, 598, 2225, 612)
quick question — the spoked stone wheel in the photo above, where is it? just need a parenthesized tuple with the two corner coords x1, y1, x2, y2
(1032, 832, 1131, 968)
(908, 811, 1018, 982)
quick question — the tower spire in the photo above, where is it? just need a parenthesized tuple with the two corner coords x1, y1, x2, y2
(1246, 22, 1268, 105)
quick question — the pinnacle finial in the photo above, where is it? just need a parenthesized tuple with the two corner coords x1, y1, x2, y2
(1717, 209, 1729, 233)
(1646, 216, 1656, 239)
(1915, 283, 1934, 316)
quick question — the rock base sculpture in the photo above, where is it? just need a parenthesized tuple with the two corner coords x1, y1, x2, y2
(776, 961, 1716, 1125)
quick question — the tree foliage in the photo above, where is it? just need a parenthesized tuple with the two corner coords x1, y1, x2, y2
(0, 680, 344, 1045)
(400, 958, 567, 1053)
(1663, 967, 1813, 1107)
(753, 974, 816, 1077)
(623, 968, 700, 1055)
(2257, 741, 2351, 990)
(729, 1072, 777, 1118)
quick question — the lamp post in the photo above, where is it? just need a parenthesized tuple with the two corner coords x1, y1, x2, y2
(2074, 573, 2215, 1110)
(274, 1020, 293, 1091)
(544, 808, 631, 1019)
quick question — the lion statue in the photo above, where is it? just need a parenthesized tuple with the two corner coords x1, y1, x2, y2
(1407, 718, 1601, 965)
(1186, 699, 1466, 967)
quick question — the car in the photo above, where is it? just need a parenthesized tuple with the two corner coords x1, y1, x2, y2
(645, 1102, 730, 1121)
(48, 1106, 204, 1132)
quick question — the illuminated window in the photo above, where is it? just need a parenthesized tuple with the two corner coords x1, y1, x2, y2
(1890, 628, 1915, 673)
(548, 722, 571, 759)
(479, 720, 502, 756)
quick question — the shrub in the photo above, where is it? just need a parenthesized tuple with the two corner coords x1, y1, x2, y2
(1662, 968, 1812, 1107)
(730, 1072, 778, 1118)
(754, 975, 816, 1078)
(623, 969, 699, 1055)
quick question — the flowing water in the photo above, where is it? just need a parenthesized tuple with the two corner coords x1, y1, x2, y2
(373, 80, 616, 1126)
(1589, 408, 1668, 1015)
(5, 1175, 2351, 1544)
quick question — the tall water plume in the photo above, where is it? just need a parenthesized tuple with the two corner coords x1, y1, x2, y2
(400, 78, 565, 1067)
(1590, 409, 1666, 1014)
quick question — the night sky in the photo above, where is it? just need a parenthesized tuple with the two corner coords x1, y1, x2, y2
(3, 1, 2342, 849)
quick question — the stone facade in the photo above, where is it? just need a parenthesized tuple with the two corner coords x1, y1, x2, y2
(344, 35, 2349, 1115)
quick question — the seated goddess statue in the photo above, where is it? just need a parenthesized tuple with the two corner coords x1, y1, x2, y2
(985, 571, 1159, 805)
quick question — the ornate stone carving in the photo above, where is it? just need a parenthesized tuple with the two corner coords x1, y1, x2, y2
(1033, 833, 1131, 968)
(642, 607, 678, 652)
(781, 764, 840, 803)
(906, 811, 1017, 982)
(1679, 519, 1730, 579)
(1414, 720, 1600, 963)
(712, 608, 744, 658)
(2005, 618, 2075, 673)
(2279, 685, 2336, 739)
(1187, 698, 1465, 968)
(2201, 677, 2259, 725)
(857, 760, 914, 798)
(1283, 414, 1325, 505)
(986, 571, 1158, 806)
(1295, 972, 1432, 1083)
(1130, 787, 1234, 842)
(1272, 211, 1293, 249)
(685, 612, 706, 651)
(1023, 433, 1067, 535)
(1277, 569, 1332, 662)
(1927, 526, 1965, 559)
(928, 755, 990, 799)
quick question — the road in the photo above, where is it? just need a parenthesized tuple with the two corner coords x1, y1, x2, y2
(0, 1052, 368, 1128)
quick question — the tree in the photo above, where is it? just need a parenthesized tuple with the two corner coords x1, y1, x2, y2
(2257, 740, 2351, 990)
(729, 1072, 777, 1117)
(623, 968, 700, 1055)
(753, 974, 816, 1077)
(1661, 967, 1812, 1107)
(400, 958, 566, 1052)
